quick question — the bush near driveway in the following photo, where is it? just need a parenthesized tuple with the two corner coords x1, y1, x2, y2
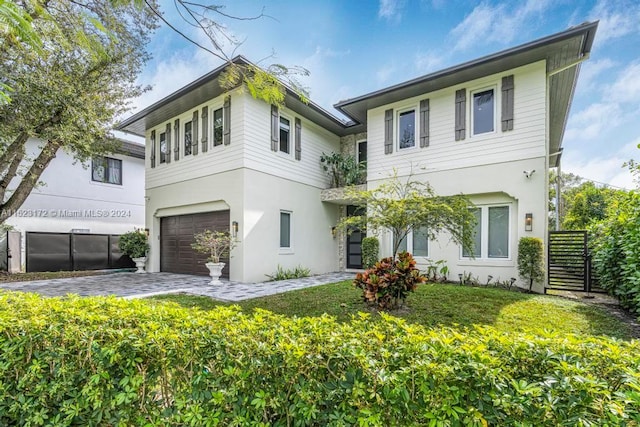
(1, 291, 639, 426)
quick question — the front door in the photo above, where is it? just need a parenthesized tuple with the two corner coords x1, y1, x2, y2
(346, 205, 363, 269)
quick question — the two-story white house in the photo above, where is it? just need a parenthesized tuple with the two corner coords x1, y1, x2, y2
(117, 22, 597, 291)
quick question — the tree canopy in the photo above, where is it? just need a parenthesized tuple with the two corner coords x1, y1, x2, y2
(337, 172, 476, 258)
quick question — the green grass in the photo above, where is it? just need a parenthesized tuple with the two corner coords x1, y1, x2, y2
(152, 281, 634, 340)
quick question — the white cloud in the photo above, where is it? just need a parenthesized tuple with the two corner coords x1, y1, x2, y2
(607, 61, 640, 103)
(376, 63, 396, 84)
(576, 58, 616, 90)
(449, 0, 553, 51)
(589, 0, 640, 45)
(414, 51, 444, 73)
(564, 102, 623, 142)
(378, 0, 405, 22)
(563, 139, 639, 189)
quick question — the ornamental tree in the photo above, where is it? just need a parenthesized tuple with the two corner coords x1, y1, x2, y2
(337, 171, 476, 258)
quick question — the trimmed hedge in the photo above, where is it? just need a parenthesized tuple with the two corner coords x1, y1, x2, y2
(1, 291, 639, 426)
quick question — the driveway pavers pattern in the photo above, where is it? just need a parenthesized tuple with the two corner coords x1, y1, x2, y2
(0, 271, 355, 301)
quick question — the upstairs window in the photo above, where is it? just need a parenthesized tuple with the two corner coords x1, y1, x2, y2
(213, 107, 223, 147)
(279, 116, 290, 154)
(398, 109, 416, 149)
(357, 140, 367, 165)
(92, 157, 122, 185)
(159, 132, 167, 164)
(184, 121, 192, 156)
(472, 88, 495, 135)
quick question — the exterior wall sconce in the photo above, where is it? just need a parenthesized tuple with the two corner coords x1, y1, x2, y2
(232, 221, 239, 238)
(331, 226, 337, 238)
(525, 213, 533, 231)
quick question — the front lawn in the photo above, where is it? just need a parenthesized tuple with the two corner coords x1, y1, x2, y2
(152, 281, 634, 340)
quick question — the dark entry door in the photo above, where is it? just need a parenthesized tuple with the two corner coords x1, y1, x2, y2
(160, 211, 230, 277)
(346, 205, 363, 269)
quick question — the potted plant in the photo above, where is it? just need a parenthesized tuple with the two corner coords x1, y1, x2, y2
(119, 230, 149, 273)
(191, 229, 237, 285)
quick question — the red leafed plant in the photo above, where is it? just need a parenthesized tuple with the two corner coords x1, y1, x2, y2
(353, 251, 427, 310)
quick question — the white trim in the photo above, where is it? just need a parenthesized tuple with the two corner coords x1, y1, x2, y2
(279, 210, 293, 252)
(470, 85, 498, 138)
(278, 115, 292, 155)
(460, 203, 512, 261)
(396, 106, 418, 151)
(211, 104, 224, 148)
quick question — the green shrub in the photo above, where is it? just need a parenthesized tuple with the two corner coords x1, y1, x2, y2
(361, 236, 379, 269)
(353, 251, 426, 309)
(517, 237, 545, 292)
(266, 264, 311, 281)
(118, 229, 149, 258)
(319, 152, 365, 188)
(0, 291, 639, 426)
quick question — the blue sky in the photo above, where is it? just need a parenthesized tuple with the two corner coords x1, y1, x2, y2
(132, 0, 640, 188)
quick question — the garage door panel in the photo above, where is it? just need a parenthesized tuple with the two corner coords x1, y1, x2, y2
(160, 211, 230, 277)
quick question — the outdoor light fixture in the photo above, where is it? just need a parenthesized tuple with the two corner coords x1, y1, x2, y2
(458, 273, 463, 283)
(331, 226, 337, 238)
(232, 221, 238, 238)
(525, 213, 533, 231)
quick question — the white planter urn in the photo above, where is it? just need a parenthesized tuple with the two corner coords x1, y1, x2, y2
(132, 256, 147, 273)
(205, 262, 225, 285)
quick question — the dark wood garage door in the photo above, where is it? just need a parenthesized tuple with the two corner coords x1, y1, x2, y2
(160, 211, 230, 277)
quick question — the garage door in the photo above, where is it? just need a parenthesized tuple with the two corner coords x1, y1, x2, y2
(160, 211, 230, 277)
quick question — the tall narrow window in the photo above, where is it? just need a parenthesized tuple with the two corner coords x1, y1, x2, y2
(413, 226, 429, 257)
(280, 211, 291, 249)
(357, 140, 367, 165)
(463, 208, 482, 258)
(159, 132, 167, 164)
(279, 117, 290, 154)
(398, 110, 416, 149)
(213, 107, 223, 147)
(488, 206, 509, 258)
(184, 121, 192, 156)
(92, 157, 122, 185)
(472, 89, 495, 135)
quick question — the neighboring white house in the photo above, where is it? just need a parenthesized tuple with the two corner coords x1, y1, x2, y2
(117, 22, 597, 292)
(3, 138, 145, 270)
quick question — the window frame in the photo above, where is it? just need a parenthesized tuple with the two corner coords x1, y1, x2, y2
(212, 106, 224, 147)
(393, 226, 429, 258)
(279, 210, 293, 252)
(184, 120, 193, 156)
(397, 107, 417, 150)
(159, 131, 167, 164)
(91, 156, 123, 185)
(470, 86, 497, 137)
(460, 204, 511, 260)
(279, 115, 291, 155)
(357, 139, 367, 165)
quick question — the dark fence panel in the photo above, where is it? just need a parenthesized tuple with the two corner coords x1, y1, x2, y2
(109, 235, 135, 269)
(73, 234, 110, 270)
(547, 231, 606, 294)
(26, 232, 72, 272)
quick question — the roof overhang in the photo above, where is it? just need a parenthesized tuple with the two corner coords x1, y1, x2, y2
(116, 56, 353, 137)
(335, 22, 598, 167)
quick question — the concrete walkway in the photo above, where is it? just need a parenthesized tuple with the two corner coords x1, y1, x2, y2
(0, 271, 355, 301)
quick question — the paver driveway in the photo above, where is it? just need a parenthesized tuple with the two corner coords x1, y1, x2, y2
(0, 271, 355, 301)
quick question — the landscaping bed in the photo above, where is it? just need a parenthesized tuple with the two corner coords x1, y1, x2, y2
(0, 270, 106, 283)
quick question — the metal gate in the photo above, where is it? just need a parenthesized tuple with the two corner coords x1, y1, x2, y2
(547, 231, 604, 293)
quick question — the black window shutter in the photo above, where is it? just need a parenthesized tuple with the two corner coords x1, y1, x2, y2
(271, 104, 278, 151)
(295, 117, 301, 160)
(501, 75, 514, 131)
(201, 106, 208, 152)
(192, 111, 199, 155)
(173, 119, 180, 161)
(150, 130, 156, 168)
(384, 109, 393, 154)
(419, 99, 430, 148)
(165, 123, 172, 164)
(223, 95, 231, 145)
(455, 89, 466, 141)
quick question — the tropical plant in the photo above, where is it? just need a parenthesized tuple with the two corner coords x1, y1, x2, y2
(118, 230, 149, 259)
(191, 229, 236, 263)
(319, 152, 366, 188)
(353, 251, 427, 310)
(337, 171, 476, 258)
(361, 236, 379, 269)
(265, 265, 311, 281)
(517, 237, 544, 292)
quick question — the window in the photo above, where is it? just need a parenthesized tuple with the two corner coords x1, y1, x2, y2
(92, 157, 122, 185)
(184, 121, 192, 156)
(159, 132, 167, 164)
(462, 205, 510, 259)
(472, 88, 495, 135)
(398, 109, 416, 149)
(279, 117, 290, 154)
(357, 140, 367, 165)
(393, 226, 429, 257)
(280, 211, 291, 249)
(213, 107, 223, 147)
